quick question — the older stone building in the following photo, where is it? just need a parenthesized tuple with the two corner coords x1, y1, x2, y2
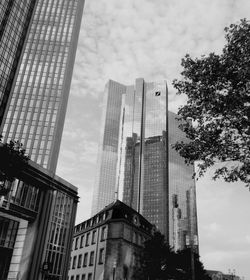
(68, 200, 153, 280)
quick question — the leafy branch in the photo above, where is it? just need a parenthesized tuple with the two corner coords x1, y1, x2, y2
(0, 136, 29, 196)
(172, 19, 250, 188)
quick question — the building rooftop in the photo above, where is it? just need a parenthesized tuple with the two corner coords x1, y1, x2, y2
(74, 200, 153, 236)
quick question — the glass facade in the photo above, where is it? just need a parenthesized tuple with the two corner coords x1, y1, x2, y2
(42, 190, 75, 279)
(0, 216, 19, 249)
(1, 0, 85, 172)
(168, 112, 198, 251)
(123, 133, 168, 237)
(91, 78, 198, 251)
(0, 216, 19, 280)
(91, 81, 126, 215)
(0, 178, 41, 211)
(0, 0, 36, 124)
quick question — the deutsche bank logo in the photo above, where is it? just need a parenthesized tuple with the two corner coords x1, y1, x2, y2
(155, 91, 161, 96)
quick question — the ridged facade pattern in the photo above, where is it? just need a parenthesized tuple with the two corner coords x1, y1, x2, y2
(1, 0, 85, 172)
(0, 0, 36, 125)
(92, 78, 198, 251)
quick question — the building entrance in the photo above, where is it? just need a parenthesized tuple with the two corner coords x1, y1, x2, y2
(0, 247, 13, 280)
(0, 216, 19, 280)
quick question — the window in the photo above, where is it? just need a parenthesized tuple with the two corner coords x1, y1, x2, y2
(103, 211, 107, 220)
(76, 276, 79, 280)
(78, 254, 82, 268)
(100, 226, 106, 241)
(75, 237, 79, 250)
(72, 256, 77, 269)
(69, 257, 72, 270)
(70, 276, 74, 280)
(92, 231, 96, 244)
(0, 217, 19, 248)
(99, 213, 103, 222)
(89, 251, 94, 266)
(133, 232, 138, 244)
(81, 275, 85, 280)
(81, 223, 85, 230)
(138, 234, 142, 245)
(83, 253, 88, 267)
(80, 235, 84, 248)
(99, 248, 104, 264)
(87, 273, 92, 280)
(85, 232, 90, 246)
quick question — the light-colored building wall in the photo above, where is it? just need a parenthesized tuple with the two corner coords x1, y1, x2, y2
(69, 200, 153, 280)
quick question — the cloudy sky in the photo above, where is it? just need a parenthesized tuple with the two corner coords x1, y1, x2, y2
(57, 0, 250, 278)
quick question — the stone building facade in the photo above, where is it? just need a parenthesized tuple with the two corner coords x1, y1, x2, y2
(68, 200, 153, 280)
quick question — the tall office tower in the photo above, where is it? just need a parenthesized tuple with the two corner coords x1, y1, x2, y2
(0, 1, 36, 125)
(0, 0, 85, 172)
(92, 78, 198, 251)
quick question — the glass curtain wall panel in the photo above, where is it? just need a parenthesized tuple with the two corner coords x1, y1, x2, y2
(42, 191, 75, 279)
(167, 112, 198, 251)
(0, 0, 85, 172)
(91, 78, 198, 251)
(91, 80, 126, 215)
(0, 0, 36, 125)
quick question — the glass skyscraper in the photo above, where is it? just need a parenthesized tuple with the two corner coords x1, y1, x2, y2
(0, 1, 84, 279)
(92, 78, 198, 251)
(0, 0, 85, 172)
(0, 0, 36, 125)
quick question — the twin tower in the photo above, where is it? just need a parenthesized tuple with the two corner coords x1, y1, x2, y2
(91, 78, 198, 252)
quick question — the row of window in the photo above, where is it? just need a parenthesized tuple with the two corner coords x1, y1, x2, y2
(44, 190, 74, 276)
(69, 273, 92, 280)
(0, 0, 30, 102)
(75, 212, 108, 233)
(9, 179, 40, 211)
(74, 227, 106, 250)
(71, 247, 104, 270)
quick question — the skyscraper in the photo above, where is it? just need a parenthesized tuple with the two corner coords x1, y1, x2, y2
(0, 1, 84, 278)
(0, 1, 36, 124)
(0, 0, 85, 172)
(92, 78, 198, 250)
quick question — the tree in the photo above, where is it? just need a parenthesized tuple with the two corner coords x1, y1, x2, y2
(135, 231, 211, 280)
(172, 19, 250, 188)
(175, 249, 211, 280)
(134, 231, 178, 280)
(0, 136, 29, 196)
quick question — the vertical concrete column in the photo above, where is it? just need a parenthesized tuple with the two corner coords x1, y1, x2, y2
(7, 219, 28, 280)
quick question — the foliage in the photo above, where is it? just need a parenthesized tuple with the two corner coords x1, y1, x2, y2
(0, 136, 29, 196)
(175, 249, 211, 280)
(135, 231, 211, 280)
(172, 19, 250, 188)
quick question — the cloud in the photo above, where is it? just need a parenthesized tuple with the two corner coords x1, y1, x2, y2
(204, 222, 222, 234)
(246, 235, 250, 244)
(70, 0, 250, 115)
(58, 1, 250, 278)
(196, 172, 250, 277)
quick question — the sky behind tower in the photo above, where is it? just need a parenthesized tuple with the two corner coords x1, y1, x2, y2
(56, 0, 250, 278)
